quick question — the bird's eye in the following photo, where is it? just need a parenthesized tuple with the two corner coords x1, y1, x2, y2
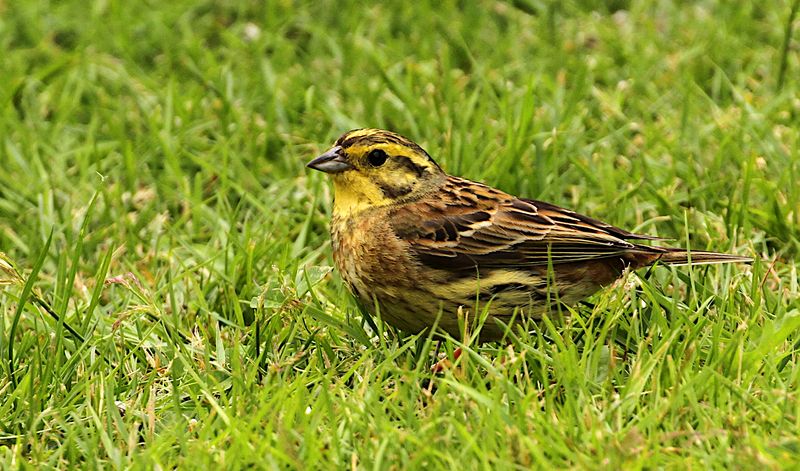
(367, 149, 388, 167)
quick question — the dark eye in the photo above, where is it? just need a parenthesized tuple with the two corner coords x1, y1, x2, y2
(367, 149, 388, 167)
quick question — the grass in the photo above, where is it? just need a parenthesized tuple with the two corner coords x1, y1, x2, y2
(1, 0, 799, 468)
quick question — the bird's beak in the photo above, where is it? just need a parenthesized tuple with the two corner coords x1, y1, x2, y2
(306, 146, 352, 174)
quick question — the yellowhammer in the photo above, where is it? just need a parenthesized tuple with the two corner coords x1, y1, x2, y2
(308, 128, 751, 342)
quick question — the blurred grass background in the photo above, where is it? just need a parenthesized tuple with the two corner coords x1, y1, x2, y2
(1, 0, 799, 468)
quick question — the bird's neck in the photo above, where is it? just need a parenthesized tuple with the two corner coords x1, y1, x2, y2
(331, 173, 446, 219)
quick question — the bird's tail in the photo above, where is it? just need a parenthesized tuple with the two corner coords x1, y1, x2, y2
(647, 247, 753, 266)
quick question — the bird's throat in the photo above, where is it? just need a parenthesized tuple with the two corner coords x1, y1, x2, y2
(331, 176, 386, 218)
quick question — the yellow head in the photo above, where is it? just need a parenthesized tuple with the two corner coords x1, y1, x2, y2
(307, 129, 446, 216)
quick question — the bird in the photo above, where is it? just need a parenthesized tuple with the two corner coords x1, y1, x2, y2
(307, 128, 751, 342)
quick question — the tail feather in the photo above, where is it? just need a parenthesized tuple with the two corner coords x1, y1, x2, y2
(648, 247, 753, 267)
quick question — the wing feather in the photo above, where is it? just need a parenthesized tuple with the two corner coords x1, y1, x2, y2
(389, 177, 655, 272)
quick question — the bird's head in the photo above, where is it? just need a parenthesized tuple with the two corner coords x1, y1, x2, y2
(307, 129, 446, 216)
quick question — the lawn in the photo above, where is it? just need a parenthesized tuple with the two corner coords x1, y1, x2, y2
(1, 0, 799, 468)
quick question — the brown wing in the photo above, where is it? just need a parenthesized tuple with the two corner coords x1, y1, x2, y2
(389, 177, 659, 272)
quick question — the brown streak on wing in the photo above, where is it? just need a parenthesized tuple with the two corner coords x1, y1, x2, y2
(389, 176, 660, 273)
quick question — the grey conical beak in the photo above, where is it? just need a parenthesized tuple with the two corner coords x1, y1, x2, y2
(306, 146, 352, 174)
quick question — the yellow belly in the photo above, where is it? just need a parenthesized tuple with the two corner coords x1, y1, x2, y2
(331, 211, 617, 342)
